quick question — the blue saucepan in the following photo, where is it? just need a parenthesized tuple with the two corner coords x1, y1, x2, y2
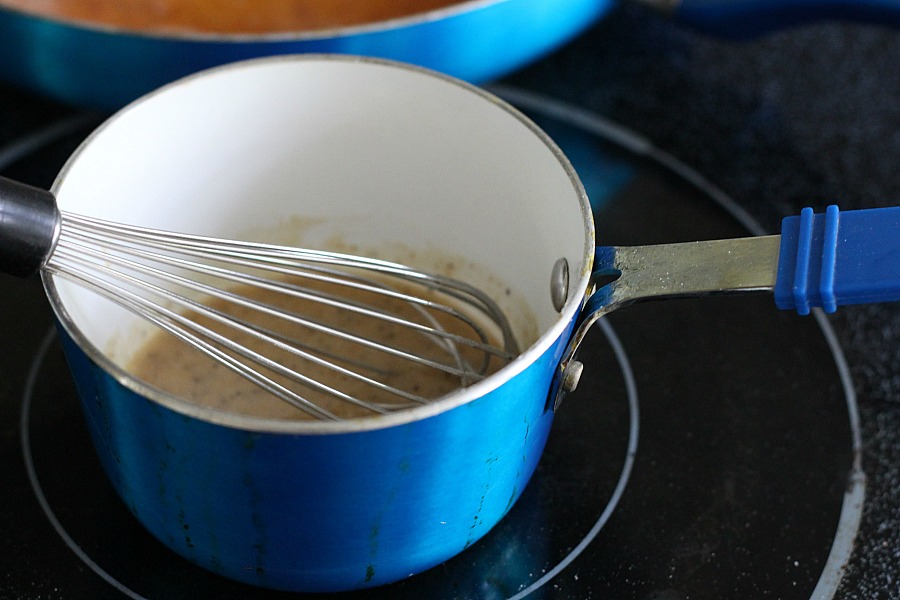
(2, 0, 900, 110)
(33, 56, 900, 593)
(41, 55, 595, 592)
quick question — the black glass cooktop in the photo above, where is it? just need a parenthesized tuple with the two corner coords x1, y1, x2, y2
(0, 81, 864, 598)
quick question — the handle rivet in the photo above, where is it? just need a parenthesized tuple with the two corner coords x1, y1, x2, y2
(550, 258, 569, 312)
(561, 360, 583, 393)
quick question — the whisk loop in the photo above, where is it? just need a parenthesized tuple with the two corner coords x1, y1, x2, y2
(1, 178, 519, 421)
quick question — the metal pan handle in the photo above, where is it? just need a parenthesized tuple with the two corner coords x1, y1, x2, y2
(550, 205, 900, 410)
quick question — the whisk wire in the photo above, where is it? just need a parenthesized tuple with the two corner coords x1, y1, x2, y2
(63, 213, 515, 363)
(56, 230, 498, 383)
(51, 240, 461, 404)
(45, 211, 519, 419)
(45, 255, 347, 420)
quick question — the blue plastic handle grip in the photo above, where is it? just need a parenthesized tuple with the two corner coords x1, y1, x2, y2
(675, 0, 900, 38)
(775, 205, 900, 315)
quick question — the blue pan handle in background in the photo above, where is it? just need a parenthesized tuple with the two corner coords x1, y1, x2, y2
(552, 205, 900, 408)
(653, 0, 900, 37)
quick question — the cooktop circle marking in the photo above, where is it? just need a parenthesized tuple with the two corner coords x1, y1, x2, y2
(510, 318, 639, 599)
(13, 90, 864, 599)
(19, 318, 638, 598)
(491, 86, 865, 599)
(0, 114, 97, 170)
(20, 328, 150, 600)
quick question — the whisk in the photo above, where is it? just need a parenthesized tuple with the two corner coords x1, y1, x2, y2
(0, 177, 520, 421)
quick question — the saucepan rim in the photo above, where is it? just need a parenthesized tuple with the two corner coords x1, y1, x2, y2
(42, 54, 595, 435)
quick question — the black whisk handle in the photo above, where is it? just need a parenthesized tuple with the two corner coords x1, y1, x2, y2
(0, 176, 59, 278)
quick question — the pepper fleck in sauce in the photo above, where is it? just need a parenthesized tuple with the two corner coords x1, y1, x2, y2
(127, 278, 506, 421)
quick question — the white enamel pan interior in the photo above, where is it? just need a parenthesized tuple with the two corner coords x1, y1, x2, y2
(45, 55, 594, 432)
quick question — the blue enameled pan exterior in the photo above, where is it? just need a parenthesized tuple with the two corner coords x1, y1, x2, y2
(56, 317, 575, 591)
(39, 56, 595, 592)
(0, 0, 612, 110)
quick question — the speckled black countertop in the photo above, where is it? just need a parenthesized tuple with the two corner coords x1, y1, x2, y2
(504, 5, 900, 597)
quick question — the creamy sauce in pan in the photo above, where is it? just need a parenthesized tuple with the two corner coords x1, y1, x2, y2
(127, 277, 508, 421)
(0, 0, 466, 34)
